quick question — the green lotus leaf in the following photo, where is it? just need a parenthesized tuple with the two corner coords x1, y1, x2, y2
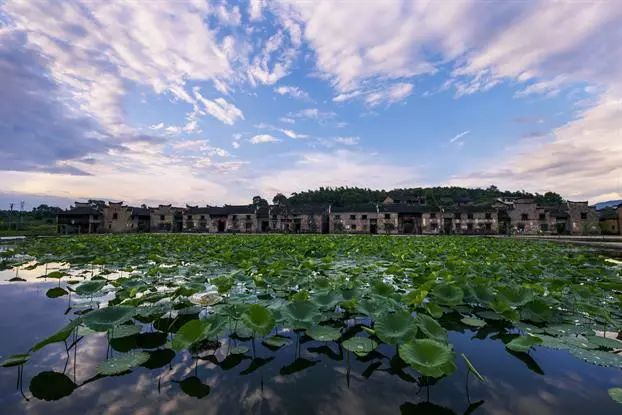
(75, 280, 106, 296)
(403, 288, 428, 306)
(342, 336, 377, 357)
(172, 319, 216, 352)
(282, 301, 321, 329)
(1, 353, 30, 367)
(432, 284, 463, 306)
(424, 303, 444, 319)
(356, 298, 386, 319)
(570, 348, 622, 367)
(414, 313, 447, 342)
(262, 335, 290, 348)
(97, 350, 150, 375)
(311, 292, 341, 310)
(399, 339, 457, 378)
(230, 345, 249, 355)
(371, 281, 395, 297)
(505, 335, 543, 353)
(609, 387, 622, 405)
(520, 299, 552, 323)
(374, 310, 417, 345)
(84, 306, 135, 332)
(32, 319, 81, 352)
(46, 271, 67, 280)
(460, 317, 486, 328)
(30, 371, 76, 401)
(587, 336, 622, 349)
(46, 287, 68, 298)
(241, 304, 275, 337)
(497, 285, 533, 307)
(109, 324, 141, 339)
(306, 326, 341, 342)
(176, 376, 210, 399)
(461, 353, 486, 383)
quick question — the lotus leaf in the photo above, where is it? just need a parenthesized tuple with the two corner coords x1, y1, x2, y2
(399, 339, 457, 378)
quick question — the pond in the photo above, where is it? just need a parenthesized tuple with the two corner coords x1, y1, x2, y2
(1, 235, 621, 414)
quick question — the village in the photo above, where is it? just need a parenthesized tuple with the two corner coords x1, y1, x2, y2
(56, 190, 606, 236)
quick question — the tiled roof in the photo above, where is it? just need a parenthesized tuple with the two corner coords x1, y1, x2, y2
(208, 205, 255, 215)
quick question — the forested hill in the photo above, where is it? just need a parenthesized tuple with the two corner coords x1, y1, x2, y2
(280, 186, 564, 208)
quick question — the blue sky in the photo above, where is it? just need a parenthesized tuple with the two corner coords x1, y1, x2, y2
(1, 1, 621, 208)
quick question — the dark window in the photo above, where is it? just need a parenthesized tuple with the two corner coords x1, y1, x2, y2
(485, 223, 492, 231)
(431, 223, 438, 230)
(232, 215, 237, 220)
(384, 213, 391, 219)
(160, 215, 165, 221)
(467, 223, 473, 230)
(200, 215, 205, 220)
(335, 214, 341, 219)
(245, 222, 251, 230)
(521, 213, 529, 221)
(540, 223, 549, 231)
(351, 224, 357, 230)
(485, 213, 492, 220)
(187, 215, 192, 220)
(467, 213, 474, 220)
(362, 215, 367, 220)
(350, 214, 356, 220)
(112, 213, 118, 220)
(272, 215, 278, 220)
(394, 199, 401, 204)
(246, 214, 252, 220)
(539, 213, 546, 220)
(580, 212, 588, 220)
(430, 213, 437, 219)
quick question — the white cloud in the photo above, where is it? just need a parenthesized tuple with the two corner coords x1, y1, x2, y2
(364, 83, 413, 107)
(274, 85, 310, 100)
(255, 122, 308, 139)
(150, 122, 165, 130)
(249, 0, 265, 21)
(280, 117, 295, 124)
(255, 149, 418, 197)
(250, 134, 280, 144)
(193, 88, 244, 125)
(449, 130, 470, 144)
(334, 136, 360, 146)
(289, 108, 336, 120)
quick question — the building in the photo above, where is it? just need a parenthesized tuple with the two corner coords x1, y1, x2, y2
(208, 205, 256, 233)
(56, 195, 602, 236)
(57, 201, 104, 234)
(150, 205, 184, 232)
(599, 207, 620, 235)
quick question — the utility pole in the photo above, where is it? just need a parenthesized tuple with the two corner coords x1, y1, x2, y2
(8, 203, 14, 231)
(19, 201, 24, 230)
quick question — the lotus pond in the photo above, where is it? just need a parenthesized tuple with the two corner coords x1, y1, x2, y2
(1, 234, 622, 414)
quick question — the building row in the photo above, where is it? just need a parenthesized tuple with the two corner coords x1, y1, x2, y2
(57, 194, 601, 236)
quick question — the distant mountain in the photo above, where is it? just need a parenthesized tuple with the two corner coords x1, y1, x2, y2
(594, 200, 622, 210)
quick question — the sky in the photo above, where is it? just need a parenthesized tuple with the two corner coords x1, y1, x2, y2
(1, 0, 621, 209)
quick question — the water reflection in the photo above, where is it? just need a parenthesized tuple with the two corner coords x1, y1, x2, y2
(1, 282, 622, 414)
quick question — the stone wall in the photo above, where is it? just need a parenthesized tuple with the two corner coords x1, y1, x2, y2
(567, 202, 600, 235)
(103, 203, 133, 233)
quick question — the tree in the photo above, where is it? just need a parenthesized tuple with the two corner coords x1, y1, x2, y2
(252, 196, 268, 208)
(272, 193, 288, 206)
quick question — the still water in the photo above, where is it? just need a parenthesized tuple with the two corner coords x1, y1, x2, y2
(1, 277, 621, 415)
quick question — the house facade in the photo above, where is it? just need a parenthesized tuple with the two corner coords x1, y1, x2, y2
(57, 197, 601, 236)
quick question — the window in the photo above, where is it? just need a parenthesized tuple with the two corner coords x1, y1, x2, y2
(362, 215, 367, 220)
(485, 223, 492, 231)
(467, 213, 474, 220)
(245, 222, 252, 230)
(160, 215, 165, 221)
(112, 213, 118, 220)
(580, 212, 588, 220)
(351, 224, 357, 230)
(521, 213, 529, 221)
(350, 214, 356, 220)
(232, 215, 237, 220)
(539, 213, 546, 220)
(187, 215, 192, 220)
(246, 214, 252, 220)
(200, 215, 205, 220)
(272, 215, 278, 220)
(540, 223, 549, 231)
(430, 213, 437, 219)
(485, 213, 492, 220)
(384, 213, 391, 219)
(335, 214, 341, 219)
(467, 223, 473, 230)
(431, 223, 438, 230)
